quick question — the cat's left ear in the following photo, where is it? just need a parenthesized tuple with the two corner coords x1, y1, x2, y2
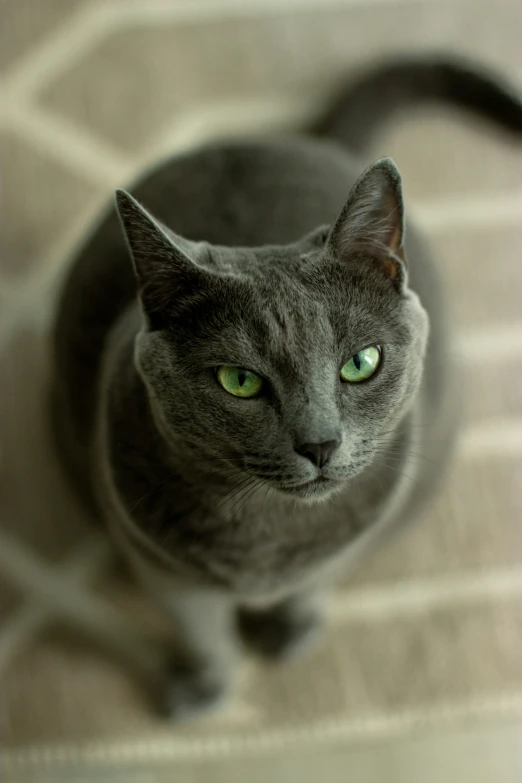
(327, 157, 406, 286)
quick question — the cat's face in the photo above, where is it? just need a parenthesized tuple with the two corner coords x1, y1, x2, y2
(117, 158, 429, 503)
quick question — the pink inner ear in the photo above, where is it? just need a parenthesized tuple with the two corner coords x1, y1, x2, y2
(383, 219, 407, 279)
(330, 158, 406, 269)
(388, 223, 403, 255)
(383, 256, 401, 280)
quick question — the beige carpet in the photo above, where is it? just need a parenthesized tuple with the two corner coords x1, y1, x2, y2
(1, 1, 522, 781)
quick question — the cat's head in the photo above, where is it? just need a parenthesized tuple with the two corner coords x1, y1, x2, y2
(116, 158, 428, 503)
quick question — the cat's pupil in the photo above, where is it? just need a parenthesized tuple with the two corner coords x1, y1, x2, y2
(238, 371, 246, 387)
(353, 353, 361, 371)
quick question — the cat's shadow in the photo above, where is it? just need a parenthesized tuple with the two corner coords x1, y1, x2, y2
(0, 315, 172, 695)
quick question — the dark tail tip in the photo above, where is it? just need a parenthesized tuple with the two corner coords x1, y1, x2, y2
(313, 56, 522, 153)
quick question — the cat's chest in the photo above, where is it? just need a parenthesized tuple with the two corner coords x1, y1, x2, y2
(128, 483, 362, 595)
(108, 424, 392, 595)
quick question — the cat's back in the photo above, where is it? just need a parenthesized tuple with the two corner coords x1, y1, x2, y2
(55, 137, 360, 351)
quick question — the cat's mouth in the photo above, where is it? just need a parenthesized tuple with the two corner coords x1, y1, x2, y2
(278, 475, 338, 500)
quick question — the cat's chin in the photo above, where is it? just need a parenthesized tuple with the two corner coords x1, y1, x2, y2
(278, 476, 342, 504)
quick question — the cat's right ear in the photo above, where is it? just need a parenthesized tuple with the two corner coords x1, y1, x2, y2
(115, 189, 207, 328)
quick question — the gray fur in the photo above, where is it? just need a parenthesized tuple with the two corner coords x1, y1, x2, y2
(51, 57, 521, 719)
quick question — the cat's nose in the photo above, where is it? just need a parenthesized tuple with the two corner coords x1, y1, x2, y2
(295, 438, 341, 468)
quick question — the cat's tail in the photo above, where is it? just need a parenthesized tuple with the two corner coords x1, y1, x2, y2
(313, 56, 522, 153)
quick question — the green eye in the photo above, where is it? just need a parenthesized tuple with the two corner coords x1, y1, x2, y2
(340, 345, 381, 383)
(217, 365, 263, 398)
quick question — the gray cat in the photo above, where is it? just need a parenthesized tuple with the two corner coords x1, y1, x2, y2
(51, 57, 522, 719)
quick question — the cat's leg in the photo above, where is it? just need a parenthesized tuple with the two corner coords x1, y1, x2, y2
(122, 546, 239, 720)
(238, 591, 325, 661)
(162, 591, 237, 720)
(160, 590, 238, 721)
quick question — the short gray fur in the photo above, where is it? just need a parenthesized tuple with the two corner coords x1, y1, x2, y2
(50, 56, 522, 719)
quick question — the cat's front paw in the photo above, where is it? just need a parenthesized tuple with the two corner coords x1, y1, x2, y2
(161, 660, 228, 722)
(238, 604, 321, 661)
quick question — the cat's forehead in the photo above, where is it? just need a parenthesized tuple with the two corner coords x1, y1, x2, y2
(235, 295, 335, 383)
(243, 258, 330, 325)
(189, 243, 403, 360)
(238, 249, 392, 324)
(194, 255, 333, 368)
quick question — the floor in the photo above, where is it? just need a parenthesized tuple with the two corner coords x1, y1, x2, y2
(1, 0, 522, 781)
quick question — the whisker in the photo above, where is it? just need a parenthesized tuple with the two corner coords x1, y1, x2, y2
(231, 479, 266, 519)
(378, 461, 417, 486)
(127, 470, 178, 515)
(225, 478, 259, 518)
(216, 476, 255, 509)
(371, 448, 439, 466)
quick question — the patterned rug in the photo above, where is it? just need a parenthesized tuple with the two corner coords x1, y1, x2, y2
(1, 1, 522, 781)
